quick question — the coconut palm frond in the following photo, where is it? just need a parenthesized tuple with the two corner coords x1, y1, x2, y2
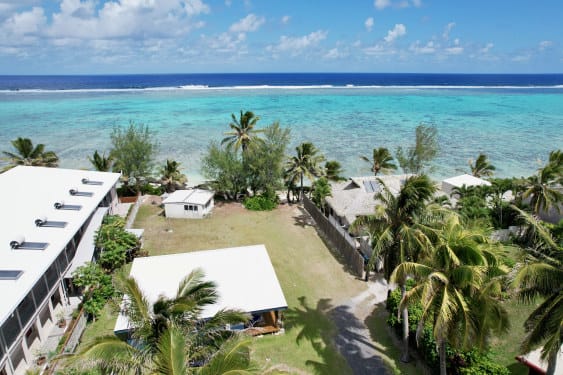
(197, 336, 257, 375)
(152, 327, 189, 375)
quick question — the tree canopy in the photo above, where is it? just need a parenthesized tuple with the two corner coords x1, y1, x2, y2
(2, 137, 59, 171)
(110, 122, 158, 193)
(396, 124, 439, 175)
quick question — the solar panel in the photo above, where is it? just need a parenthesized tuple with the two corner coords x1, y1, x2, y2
(363, 180, 381, 193)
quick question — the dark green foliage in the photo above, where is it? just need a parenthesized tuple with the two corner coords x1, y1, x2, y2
(110, 122, 158, 193)
(2, 137, 59, 171)
(201, 142, 247, 200)
(245, 122, 291, 194)
(243, 194, 278, 211)
(311, 177, 332, 210)
(396, 124, 439, 174)
(324, 160, 346, 181)
(386, 287, 509, 375)
(95, 215, 140, 271)
(141, 183, 164, 196)
(72, 262, 114, 318)
(457, 195, 491, 223)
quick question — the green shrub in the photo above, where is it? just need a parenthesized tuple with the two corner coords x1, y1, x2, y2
(243, 195, 278, 211)
(141, 183, 164, 195)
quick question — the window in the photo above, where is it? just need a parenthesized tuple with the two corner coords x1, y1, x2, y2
(184, 204, 198, 211)
(17, 293, 35, 328)
(1, 313, 21, 349)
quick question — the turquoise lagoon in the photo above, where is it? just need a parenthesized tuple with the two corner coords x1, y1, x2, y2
(1, 87, 562, 183)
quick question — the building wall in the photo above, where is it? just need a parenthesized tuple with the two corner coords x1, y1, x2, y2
(0, 185, 118, 375)
(164, 199, 214, 219)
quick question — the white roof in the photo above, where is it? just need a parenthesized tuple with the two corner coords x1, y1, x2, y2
(325, 174, 413, 226)
(162, 189, 214, 205)
(517, 346, 563, 374)
(442, 174, 491, 188)
(114, 244, 287, 333)
(0, 166, 121, 326)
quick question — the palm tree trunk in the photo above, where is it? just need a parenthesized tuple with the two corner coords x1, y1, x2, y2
(439, 341, 447, 375)
(300, 173, 304, 201)
(400, 284, 410, 363)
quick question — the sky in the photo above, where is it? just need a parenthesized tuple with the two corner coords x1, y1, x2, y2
(0, 0, 561, 74)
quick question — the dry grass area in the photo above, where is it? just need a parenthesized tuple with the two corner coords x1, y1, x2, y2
(133, 201, 369, 374)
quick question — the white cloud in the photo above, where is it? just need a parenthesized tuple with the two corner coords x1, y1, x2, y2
(442, 22, 455, 40)
(203, 31, 246, 53)
(539, 40, 552, 51)
(374, 0, 391, 10)
(445, 46, 463, 55)
(365, 17, 374, 32)
(409, 40, 436, 54)
(480, 42, 494, 53)
(2, 6, 45, 36)
(267, 30, 327, 54)
(375, 0, 421, 10)
(384, 23, 406, 43)
(281, 15, 290, 24)
(184, 0, 210, 16)
(363, 43, 396, 56)
(324, 47, 347, 59)
(229, 13, 264, 33)
(512, 54, 531, 62)
(46, 0, 206, 40)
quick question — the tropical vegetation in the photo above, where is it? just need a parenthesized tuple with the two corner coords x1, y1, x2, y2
(360, 147, 397, 176)
(70, 269, 255, 374)
(88, 150, 113, 172)
(396, 124, 439, 174)
(221, 110, 263, 154)
(284, 142, 326, 201)
(110, 122, 158, 194)
(159, 159, 187, 193)
(2, 137, 59, 170)
(469, 153, 496, 178)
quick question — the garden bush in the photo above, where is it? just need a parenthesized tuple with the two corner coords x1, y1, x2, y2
(243, 194, 278, 211)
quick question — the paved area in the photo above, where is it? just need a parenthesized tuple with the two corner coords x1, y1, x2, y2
(329, 276, 392, 375)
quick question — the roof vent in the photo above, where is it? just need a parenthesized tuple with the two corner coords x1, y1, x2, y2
(0, 270, 23, 281)
(69, 188, 93, 197)
(82, 178, 103, 186)
(10, 236, 25, 249)
(54, 201, 82, 211)
(35, 216, 67, 228)
(35, 216, 47, 226)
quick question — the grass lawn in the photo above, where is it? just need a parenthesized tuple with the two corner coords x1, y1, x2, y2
(82, 201, 397, 374)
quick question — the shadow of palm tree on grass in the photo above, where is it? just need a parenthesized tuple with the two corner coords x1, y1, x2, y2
(286, 296, 389, 375)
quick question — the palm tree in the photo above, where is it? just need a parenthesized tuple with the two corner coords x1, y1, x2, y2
(160, 159, 188, 193)
(352, 174, 437, 362)
(392, 214, 508, 375)
(523, 152, 563, 215)
(71, 269, 251, 374)
(360, 147, 397, 176)
(2, 137, 59, 170)
(324, 160, 345, 181)
(512, 207, 562, 375)
(469, 153, 496, 178)
(88, 150, 113, 172)
(221, 111, 263, 154)
(284, 142, 325, 201)
(311, 177, 332, 213)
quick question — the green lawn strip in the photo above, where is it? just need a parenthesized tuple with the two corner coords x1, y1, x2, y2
(79, 303, 117, 344)
(489, 298, 537, 375)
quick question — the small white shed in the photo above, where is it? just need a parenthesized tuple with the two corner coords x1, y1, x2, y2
(162, 189, 214, 219)
(441, 174, 491, 196)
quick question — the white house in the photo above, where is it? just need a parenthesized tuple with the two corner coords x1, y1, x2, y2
(114, 245, 288, 336)
(441, 174, 491, 197)
(0, 166, 121, 375)
(162, 189, 214, 219)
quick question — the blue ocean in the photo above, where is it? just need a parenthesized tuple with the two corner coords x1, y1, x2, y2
(1, 73, 562, 183)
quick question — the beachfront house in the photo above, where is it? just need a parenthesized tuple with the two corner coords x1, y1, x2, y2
(114, 244, 288, 336)
(0, 166, 121, 375)
(325, 175, 413, 229)
(440, 174, 492, 197)
(162, 189, 214, 219)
